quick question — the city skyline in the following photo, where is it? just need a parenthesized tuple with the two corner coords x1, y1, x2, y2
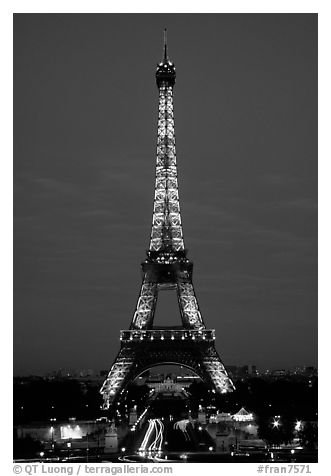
(14, 14, 317, 376)
(13, 363, 318, 378)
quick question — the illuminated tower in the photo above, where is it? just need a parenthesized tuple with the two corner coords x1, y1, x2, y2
(100, 31, 235, 410)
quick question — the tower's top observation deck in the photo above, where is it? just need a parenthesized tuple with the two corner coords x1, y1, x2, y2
(156, 29, 176, 88)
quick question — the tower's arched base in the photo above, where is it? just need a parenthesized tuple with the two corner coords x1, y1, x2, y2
(100, 329, 235, 410)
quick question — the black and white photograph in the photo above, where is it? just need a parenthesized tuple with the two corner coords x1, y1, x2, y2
(12, 11, 318, 468)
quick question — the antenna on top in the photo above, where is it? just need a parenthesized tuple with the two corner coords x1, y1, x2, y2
(163, 28, 168, 61)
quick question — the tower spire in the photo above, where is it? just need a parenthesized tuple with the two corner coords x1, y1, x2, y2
(163, 28, 168, 62)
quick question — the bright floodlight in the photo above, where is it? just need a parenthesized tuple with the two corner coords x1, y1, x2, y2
(295, 420, 302, 430)
(273, 420, 280, 428)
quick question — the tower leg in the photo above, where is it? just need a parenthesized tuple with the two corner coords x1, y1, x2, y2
(131, 280, 158, 330)
(100, 349, 136, 410)
(199, 346, 234, 394)
(177, 282, 205, 329)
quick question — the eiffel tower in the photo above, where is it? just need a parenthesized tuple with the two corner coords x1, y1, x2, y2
(100, 31, 235, 410)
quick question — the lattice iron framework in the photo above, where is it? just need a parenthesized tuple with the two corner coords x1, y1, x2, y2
(100, 31, 235, 410)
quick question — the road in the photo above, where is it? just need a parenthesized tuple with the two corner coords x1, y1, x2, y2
(139, 419, 164, 454)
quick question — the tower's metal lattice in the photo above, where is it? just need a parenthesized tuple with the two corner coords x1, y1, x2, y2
(100, 31, 235, 410)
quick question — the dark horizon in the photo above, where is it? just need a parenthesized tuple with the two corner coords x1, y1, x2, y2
(14, 14, 317, 375)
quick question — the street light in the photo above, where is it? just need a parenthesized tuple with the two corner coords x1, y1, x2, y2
(273, 415, 281, 428)
(295, 420, 302, 431)
(67, 441, 72, 461)
(50, 426, 54, 451)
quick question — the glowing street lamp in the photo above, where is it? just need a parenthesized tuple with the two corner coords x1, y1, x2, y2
(50, 426, 54, 451)
(67, 441, 72, 461)
(272, 420, 280, 428)
(295, 420, 302, 431)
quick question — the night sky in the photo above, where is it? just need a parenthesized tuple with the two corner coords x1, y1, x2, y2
(14, 14, 317, 376)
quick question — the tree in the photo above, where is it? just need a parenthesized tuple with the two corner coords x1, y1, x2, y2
(298, 421, 317, 449)
(257, 416, 294, 446)
(13, 434, 43, 459)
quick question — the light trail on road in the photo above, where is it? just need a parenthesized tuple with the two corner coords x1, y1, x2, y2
(139, 419, 164, 454)
(173, 419, 190, 441)
(140, 419, 155, 451)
